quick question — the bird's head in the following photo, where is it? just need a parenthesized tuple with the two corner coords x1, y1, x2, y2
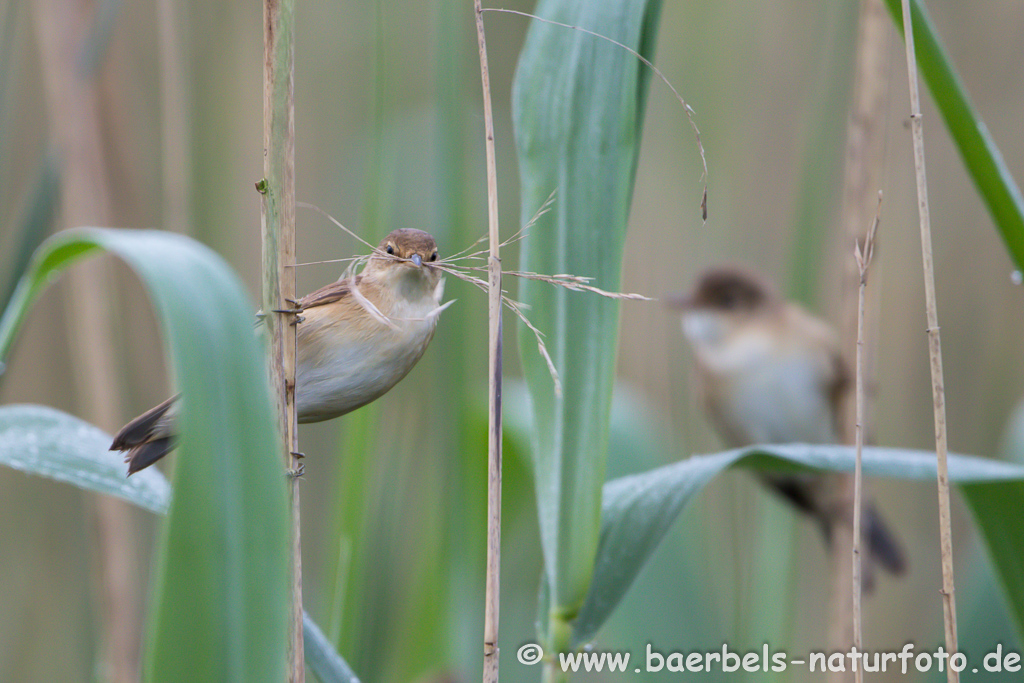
(667, 267, 777, 348)
(364, 228, 442, 293)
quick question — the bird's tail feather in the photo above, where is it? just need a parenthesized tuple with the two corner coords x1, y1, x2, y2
(125, 437, 176, 476)
(110, 394, 179, 476)
(761, 473, 906, 587)
(865, 502, 907, 575)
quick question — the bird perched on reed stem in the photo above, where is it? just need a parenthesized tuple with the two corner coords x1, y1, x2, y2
(669, 267, 905, 584)
(111, 228, 446, 474)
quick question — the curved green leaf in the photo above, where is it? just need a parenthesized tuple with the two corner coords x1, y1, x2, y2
(0, 227, 288, 683)
(512, 0, 663, 631)
(0, 400, 356, 680)
(885, 0, 1024, 271)
(0, 403, 169, 513)
(573, 445, 1024, 647)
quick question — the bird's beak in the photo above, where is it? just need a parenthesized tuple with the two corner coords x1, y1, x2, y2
(664, 292, 693, 310)
(411, 253, 423, 267)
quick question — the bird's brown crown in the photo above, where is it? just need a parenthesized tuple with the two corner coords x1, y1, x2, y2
(376, 228, 438, 263)
(687, 267, 775, 313)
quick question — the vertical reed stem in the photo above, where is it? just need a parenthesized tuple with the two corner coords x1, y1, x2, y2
(829, 1, 889, 676)
(261, 0, 302, 680)
(473, 2, 503, 681)
(899, 2, 959, 679)
(852, 197, 880, 683)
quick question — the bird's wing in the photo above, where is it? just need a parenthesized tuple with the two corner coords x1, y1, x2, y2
(827, 348, 850, 415)
(787, 303, 850, 437)
(294, 276, 358, 311)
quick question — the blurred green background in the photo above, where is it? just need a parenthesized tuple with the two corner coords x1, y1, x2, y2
(1, 0, 1023, 681)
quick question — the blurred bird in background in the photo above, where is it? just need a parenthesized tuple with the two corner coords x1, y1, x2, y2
(669, 267, 906, 584)
(111, 228, 447, 474)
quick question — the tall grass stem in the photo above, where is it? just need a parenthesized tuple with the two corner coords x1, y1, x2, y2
(852, 197, 880, 683)
(260, 0, 302, 679)
(828, 1, 889, 675)
(899, 1, 959, 679)
(473, 2, 504, 681)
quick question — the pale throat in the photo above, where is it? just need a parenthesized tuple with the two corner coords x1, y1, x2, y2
(365, 262, 423, 294)
(682, 311, 728, 349)
(682, 310, 772, 373)
(371, 265, 443, 318)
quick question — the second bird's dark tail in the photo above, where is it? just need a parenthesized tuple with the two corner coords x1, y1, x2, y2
(763, 473, 907, 586)
(864, 502, 907, 575)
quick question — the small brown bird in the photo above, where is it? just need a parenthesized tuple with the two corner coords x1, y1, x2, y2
(111, 228, 446, 474)
(669, 267, 905, 581)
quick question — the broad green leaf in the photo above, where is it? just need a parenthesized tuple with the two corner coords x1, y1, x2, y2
(0, 403, 356, 680)
(572, 445, 1024, 647)
(961, 479, 1024, 645)
(884, 0, 1024, 271)
(503, 379, 686, 649)
(511, 0, 663, 630)
(930, 399, 1024, 681)
(0, 404, 169, 513)
(0, 227, 288, 683)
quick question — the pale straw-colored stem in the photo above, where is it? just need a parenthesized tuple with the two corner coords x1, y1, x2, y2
(899, 1, 959, 679)
(474, 2, 504, 681)
(852, 197, 880, 683)
(829, 2, 889, 677)
(260, 0, 302, 679)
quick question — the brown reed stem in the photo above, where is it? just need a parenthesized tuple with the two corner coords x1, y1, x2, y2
(852, 195, 881, 683)
(899, 1, 959, 679)
(260, 0, 302, 679)
(828, 1, 889, 677)
(474, 1, 504, 681)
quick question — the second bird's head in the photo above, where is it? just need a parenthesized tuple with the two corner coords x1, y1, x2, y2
(667, 267, 778, 349)
(365, 228, 442, 291)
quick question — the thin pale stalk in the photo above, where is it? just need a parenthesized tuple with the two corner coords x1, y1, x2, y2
(852, 200, 879, 683)
(829, 1, 889, 675)
(261, 0, 302, 680)
(852, 269, 866, 683)
(899, 1, 959, 678)
(474, 1, 503, 681)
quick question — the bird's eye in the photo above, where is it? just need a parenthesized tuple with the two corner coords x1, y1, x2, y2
(429, 251, 438, 262)
(386, 244, 395, 255)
